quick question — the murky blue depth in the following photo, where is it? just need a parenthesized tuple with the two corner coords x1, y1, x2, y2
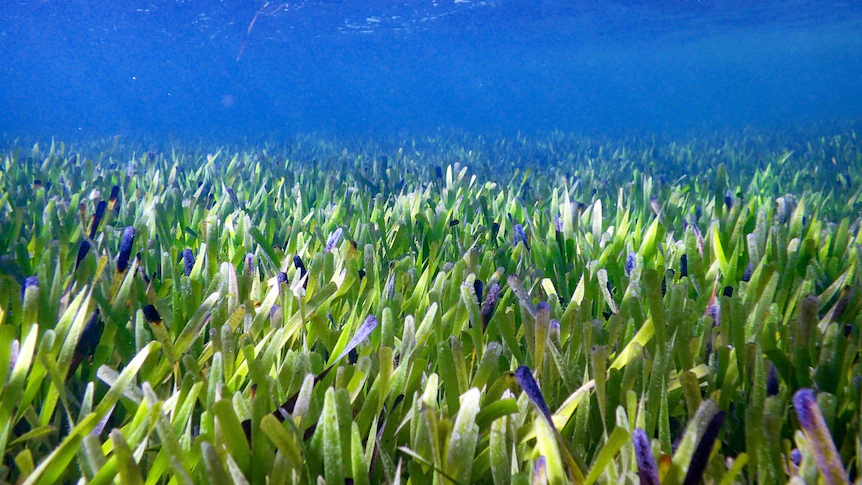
(2, 0, 861, 141)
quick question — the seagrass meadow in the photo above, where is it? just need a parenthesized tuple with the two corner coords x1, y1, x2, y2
(0, 129, 861, 485)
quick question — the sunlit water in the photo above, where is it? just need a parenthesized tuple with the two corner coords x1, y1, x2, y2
(1, 0, 861, 141)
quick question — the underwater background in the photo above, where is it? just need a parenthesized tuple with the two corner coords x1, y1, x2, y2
(5, 2, 862, 484)
(2, 0, 862, 141)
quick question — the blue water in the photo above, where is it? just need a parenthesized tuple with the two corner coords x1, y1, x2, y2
(2, 0, 861, 141)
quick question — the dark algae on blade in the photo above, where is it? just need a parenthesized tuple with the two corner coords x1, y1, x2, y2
(116, 226, 135, 273)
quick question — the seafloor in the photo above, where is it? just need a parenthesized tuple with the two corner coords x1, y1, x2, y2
(0, 129, 859, 484)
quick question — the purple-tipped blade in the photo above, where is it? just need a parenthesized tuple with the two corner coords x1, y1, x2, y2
(633, 428, 660, 485)
(142, 304, 162, 323)
(682, 411, 725, 485)
(293, 255, 307, 288)
(335, 315, 379, 363)
(533, 456, 548, 485)
(742, 262, 753, 282)
(473, 279, 484, 304)
(513, 224, 529, 250)
(75, 240, 91, 270)
(21, 276, 39, 302)
(89, 200, 107, 238)
(244, 252, 255, 275)
(181, 248, 195, 277)
(117, 226, 135, 273)
(481, 282, 501, 328)
(625, 251, 636, 276)
(324, 227, 343, 253)
(793, 389, 848, 485)
(276, 271, 289, 285)
(515, 365, 553, 425)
